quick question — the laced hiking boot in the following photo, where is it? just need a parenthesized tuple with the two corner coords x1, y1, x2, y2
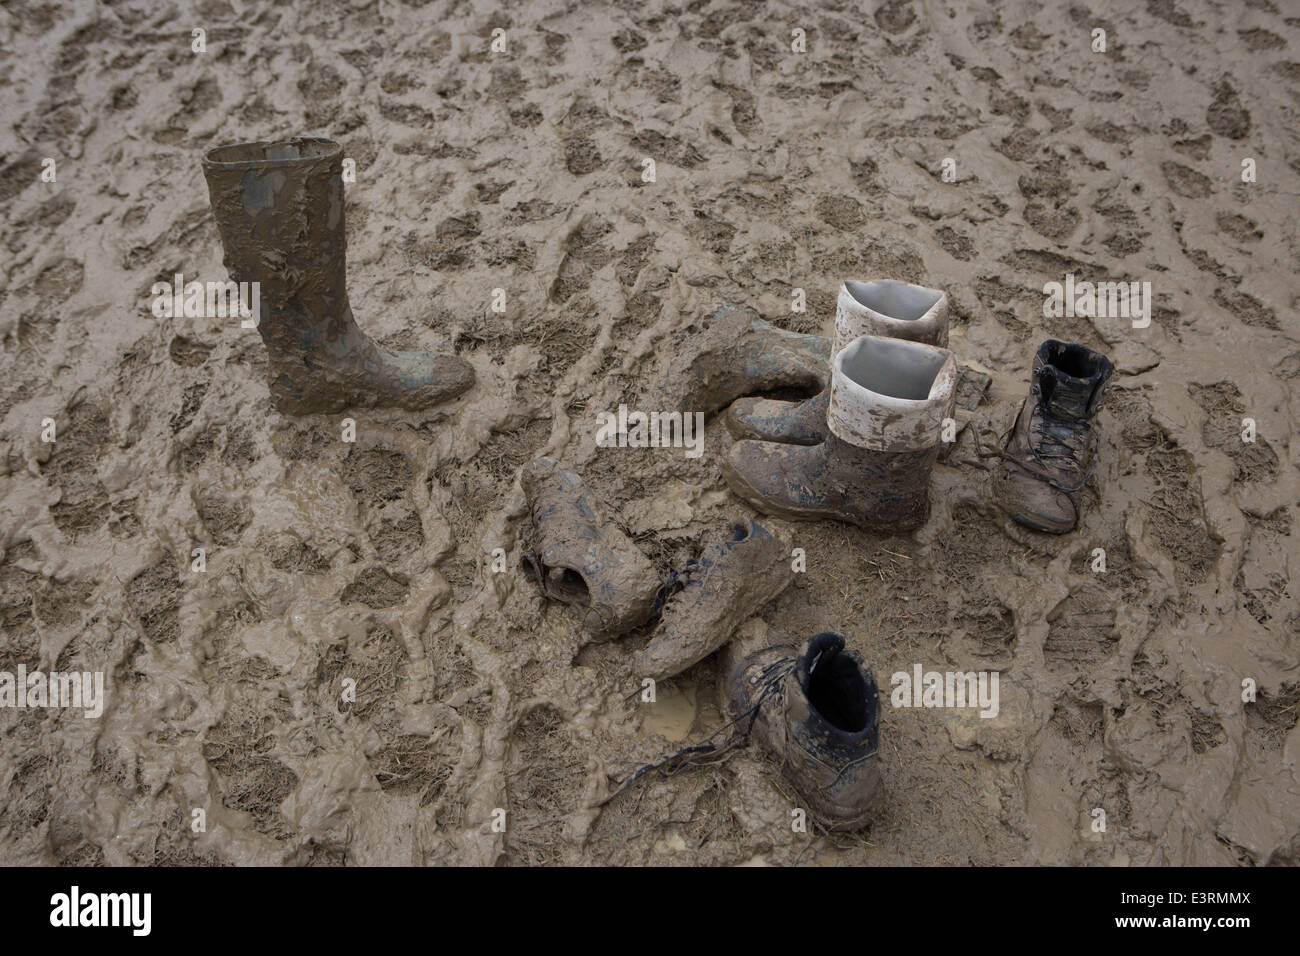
(202, 138, 475, 414)
(726, 280, 949, 445)
(992, 340, 1114, 534)
(722, 335, 958, 532)
(521, 457, 661, 640)
(632, 520, 793, 681)
(722, 631, 883, 830)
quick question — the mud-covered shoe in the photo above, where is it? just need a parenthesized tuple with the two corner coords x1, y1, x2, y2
(632, 520, 793, 680)
(726, 280, 949, 445)
(722, 630, 882, 830)
(722, 335, 958, 532)
(651, 305, 830, 416)
(992, 340, 1114, 534)
(202, 138, 475, 415)
(521, 457, 661, 640)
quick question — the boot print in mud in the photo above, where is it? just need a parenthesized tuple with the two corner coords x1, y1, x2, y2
(992, 340, 1114, 534)
(722, 630, 883, 831)
(722, 335, 957, 532)
(202, 138, 475, 414)
(726, 280, 949, 445)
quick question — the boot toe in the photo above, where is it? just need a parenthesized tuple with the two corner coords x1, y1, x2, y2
(993, 466, 1078, 534)
(389, 351, 476, 407)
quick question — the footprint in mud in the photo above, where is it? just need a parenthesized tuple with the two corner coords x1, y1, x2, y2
(1189, 381, 1279, 484)
(431, 419, 550, 600)
(504, 705, 585, 865)
(338, 446, 425, 568)
(1206, 79, 1251, 140)
(1245, 684, 1300, 755)
(258, 532, 331, 574)
(1142, 441, 1220, 593)
(1044, 585, 1119, 674)
(43, 399, 112, 541)
(1160, 161, 1214, 199)
(201, 694, 300, 840)
(1212, 288, 1278, 330)
(339, 566, 410, 609)
(193, 485, 252, 547)
(549, 214, 613, 303)
(935, 505, 1020, 667)
(1215, 212, 1262, 243)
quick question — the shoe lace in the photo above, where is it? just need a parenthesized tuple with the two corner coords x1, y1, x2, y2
(598, 656, 796, 805)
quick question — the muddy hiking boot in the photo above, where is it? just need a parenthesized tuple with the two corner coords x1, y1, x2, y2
(521, 457, 661, 640)
(992, 340, 1114, 534)
(202, 137, 475, 415)
(722, 630, 882, 830)
(726, 280, 949, 445)
(652, 305, 830, 416)
(632, 519, 793, 681)
(722, 335, 958, 532)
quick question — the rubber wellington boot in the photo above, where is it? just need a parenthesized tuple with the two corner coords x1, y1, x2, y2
(722, 630, 882, 830)
(632, 519, 793, 681)
(722, 335, 957, 532)
(726, 280, 949, 445)
(201, 138, 475, 414)
(521, 457, 661, 640)
(992, 340, 1114, 534)
(651, 305, 830, 416)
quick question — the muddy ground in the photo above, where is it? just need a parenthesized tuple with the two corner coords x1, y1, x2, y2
(0, 0, 1297, 865)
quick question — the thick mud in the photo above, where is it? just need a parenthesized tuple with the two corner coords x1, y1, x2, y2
(0, 0, 1297, 865)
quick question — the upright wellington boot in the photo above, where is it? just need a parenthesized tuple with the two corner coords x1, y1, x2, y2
(202, 138, 475, 414)
(632, 519, 792, 681)
(726, 280, 948, 445)
(722, 630, 882, 830)
(992, 340, 1114, 534)
(722, 335, 957, 532)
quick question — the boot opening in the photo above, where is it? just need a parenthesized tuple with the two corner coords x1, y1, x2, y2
(1040, 340, 1108, 382)
(845, 280, 943, 321)
(204, 138, 342, 166)
(838, 337, 948, 401)
(549, 567, 591, 605)
(802, 633, 873, 733)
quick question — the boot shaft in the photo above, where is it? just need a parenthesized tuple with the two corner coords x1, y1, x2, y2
(826, 335, 958, 451)
(1031, 340, 1113, 420)
(835, 280, 949, 353)
(202, 138, 351, 337)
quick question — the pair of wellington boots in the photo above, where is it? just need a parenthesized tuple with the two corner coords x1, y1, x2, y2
(722, 628, 882, 830)
(201, 137, 474, 414)
(722, 280, 957, 532)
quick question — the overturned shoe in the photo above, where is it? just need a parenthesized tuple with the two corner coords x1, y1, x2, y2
(521, 457, 660, 640)
(632, 520, 793, 680)
(726, 280, 949, 445)
(202, 138, 475, 414)
(722, 630, 882, 830)
(992, 340, 1114, 534)
(722, 335, 958, 532)
(652, 305, 829, 416)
